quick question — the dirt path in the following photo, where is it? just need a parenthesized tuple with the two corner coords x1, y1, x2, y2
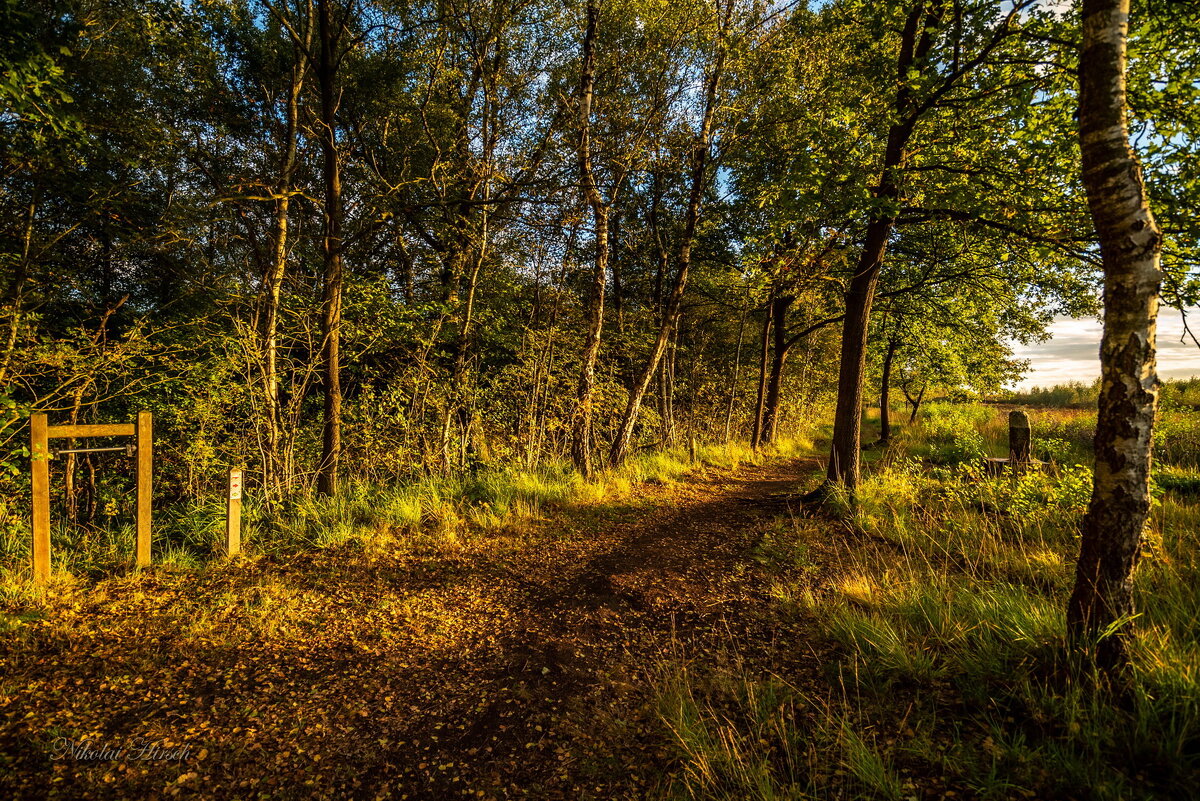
(0, 457, 829, 800)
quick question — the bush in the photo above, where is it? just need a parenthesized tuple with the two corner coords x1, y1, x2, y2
(917, 403, 994, 465)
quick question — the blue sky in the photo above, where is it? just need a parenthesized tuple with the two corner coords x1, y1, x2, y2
(1011, 309, 1200, 389)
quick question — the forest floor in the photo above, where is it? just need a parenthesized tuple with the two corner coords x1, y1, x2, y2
(7, 406, 1198, 800)
(1, 455, 852, 800)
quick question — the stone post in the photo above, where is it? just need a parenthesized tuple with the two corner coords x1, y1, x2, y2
(1009, 410, 1031, 473)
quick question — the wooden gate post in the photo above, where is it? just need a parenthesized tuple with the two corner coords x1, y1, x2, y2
(225, 467, 243, 557)
(30, 413, 51, 582)
(135, 411, 153, 567)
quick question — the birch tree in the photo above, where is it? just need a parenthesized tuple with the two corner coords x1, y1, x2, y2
(1066, 0, 1163, 671)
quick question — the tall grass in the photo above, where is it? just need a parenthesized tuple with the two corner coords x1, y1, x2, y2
(1000, 377, 1200, 414)
(655, 401, 1200, 800)
(654, 650, 906, 801)
(0, 436, 811, 585)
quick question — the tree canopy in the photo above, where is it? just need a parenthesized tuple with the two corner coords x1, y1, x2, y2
(1, 0, 1196, 504)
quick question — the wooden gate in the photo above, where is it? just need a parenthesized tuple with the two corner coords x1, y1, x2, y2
(29, 412, 152, 581)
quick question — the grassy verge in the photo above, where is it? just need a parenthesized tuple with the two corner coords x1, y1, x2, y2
(654, 402, 1200, 800)
(0, 435, 815, 598)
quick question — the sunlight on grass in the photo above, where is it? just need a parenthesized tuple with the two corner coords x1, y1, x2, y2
(0, 432, 823, 607)
(654, 401, 1200, 799)
(835, 573, 879, 607)
(0, 426, 828, 588)
(653, 644, 913, 801)
(836, 720, 904, 801)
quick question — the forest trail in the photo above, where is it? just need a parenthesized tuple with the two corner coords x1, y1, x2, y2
(1, 457, 840, 800)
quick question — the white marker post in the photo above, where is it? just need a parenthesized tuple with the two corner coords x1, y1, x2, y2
(225, 467, 243, 557)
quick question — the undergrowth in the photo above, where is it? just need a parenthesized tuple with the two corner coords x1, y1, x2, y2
(0, 435, 814, 593)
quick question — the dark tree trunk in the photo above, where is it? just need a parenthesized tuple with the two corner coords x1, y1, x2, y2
(879, 339, 897, 444)
(826, 219, 891, 488)
(0, 190, 36, 387)
(1066, 0, 1162, 670)
(906, 385, 925, 425)
(316, 0, 344, 496)
(751, 307, 772, 448)
(611, 210, 630, 386)
(761, 293, 793, 445)
(821, 2, 933, 496)
(395, 235, 415, 305)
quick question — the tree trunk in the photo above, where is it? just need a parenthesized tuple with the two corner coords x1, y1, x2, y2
(761, 293, 793, 445)
(821, 3, 928, 495)
(260, 53, 305, 497)
(751, 306, 772, 448)
(451, 251, 484, 470)
(64, 387, 86, 524)
(724, 301, 748, 442)
(1066, 0, 1162, 670)
(611, 210, 629, 386)
(606, 235, 684, 467)
(825, 220, 891, 489)
(906, 385, 925, 425)
(316, 0, 344, 496)
(436, 224, 472, 471)
(570, 0, 607, 477)
(607, 15, 727, 467)
(879, 339, 897, 444)
(0, 191, 37, 388)
(661, 328, 678, 447)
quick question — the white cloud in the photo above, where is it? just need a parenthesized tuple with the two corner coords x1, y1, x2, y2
(1011, 308, 1200, 389)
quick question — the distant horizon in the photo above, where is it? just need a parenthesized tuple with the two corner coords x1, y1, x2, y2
(1009, 309, 1200, 390)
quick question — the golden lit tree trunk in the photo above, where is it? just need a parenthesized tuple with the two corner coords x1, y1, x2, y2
(570, 0, 607, 477)
(608, 0, 728, 467)
(316, 0, 344, 496)
(261, 49, 306, 497)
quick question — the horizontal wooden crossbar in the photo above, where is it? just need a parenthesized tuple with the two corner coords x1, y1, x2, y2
(52, 445, 134, 457)
(46, 423, 136, 439)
